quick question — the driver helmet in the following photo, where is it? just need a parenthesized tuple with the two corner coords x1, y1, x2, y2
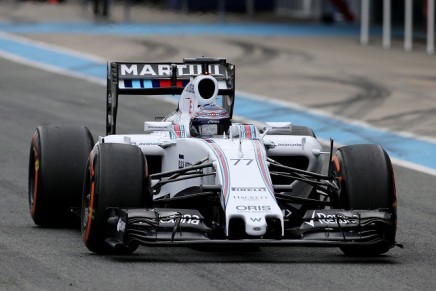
(190, 104, 231, 137)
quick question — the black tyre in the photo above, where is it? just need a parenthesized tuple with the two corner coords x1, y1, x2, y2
(28, 125, 94, 227)
(81, 143, 146, 255)
(290, 125, 316, 137)
(332, 144, 397, 256)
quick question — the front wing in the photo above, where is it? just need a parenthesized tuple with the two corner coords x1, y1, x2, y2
(104, 208, 395, 251)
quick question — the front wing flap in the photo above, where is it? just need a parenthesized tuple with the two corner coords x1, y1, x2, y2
(300, 209, 394, 242)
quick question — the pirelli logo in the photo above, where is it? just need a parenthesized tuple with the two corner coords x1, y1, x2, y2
(231, 187, 267, 192)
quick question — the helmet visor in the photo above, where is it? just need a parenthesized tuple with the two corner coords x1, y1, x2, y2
(199, 124, 218, 135)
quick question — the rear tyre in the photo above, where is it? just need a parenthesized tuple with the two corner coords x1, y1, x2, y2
(290, 125, 316, 137)
(82, 143, 146, 255)
(28, 125, 94, 227)
(332, 144, 397, 256)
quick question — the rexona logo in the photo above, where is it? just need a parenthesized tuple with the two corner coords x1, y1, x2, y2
(272, 126, 291, 130)
(304, 211, 357, 227)
(277, 143, 302, 147)
(160, 214, 200, 225)
(119, 64, 224, 78)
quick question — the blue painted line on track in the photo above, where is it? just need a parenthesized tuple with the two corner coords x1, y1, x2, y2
(0, 36, 105, 77)
(0, 21, 377, 37)
(0, 26, 434, 171)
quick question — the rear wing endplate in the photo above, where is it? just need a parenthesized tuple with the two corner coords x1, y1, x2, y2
(106, 57, 235, 135)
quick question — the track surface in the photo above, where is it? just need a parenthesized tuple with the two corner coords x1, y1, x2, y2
(2, 3, 436, 290)
(1, 56, 436, 291)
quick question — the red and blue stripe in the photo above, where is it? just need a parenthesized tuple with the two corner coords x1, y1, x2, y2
(239, 124, 257, 139)
(252, 140, 275, 199)
(202, 140, 231, 208)
(122, 79, 189, 89)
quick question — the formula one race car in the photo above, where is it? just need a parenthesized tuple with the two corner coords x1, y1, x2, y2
(28, 57, 399, 256)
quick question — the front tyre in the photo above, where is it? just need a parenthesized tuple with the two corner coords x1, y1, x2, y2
(82, 143, 146, 255)
(332, 144, 397, 256)
(28, 125, 94, 227)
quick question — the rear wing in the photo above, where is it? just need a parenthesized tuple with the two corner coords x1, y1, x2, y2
(106, 57, 236, 135)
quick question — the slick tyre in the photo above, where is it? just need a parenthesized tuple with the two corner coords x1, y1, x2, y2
(332, 144, 397, 256)
(82, 143, 146, 255)
(289, 125, 316, 137)
(28, 125, 94, 227)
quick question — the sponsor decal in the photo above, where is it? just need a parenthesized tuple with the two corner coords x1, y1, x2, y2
(117, 218, 126, 232)
(250, 217, 262, 222)
(128, 141, 161, 146)
(186, 83, 195, 93)
(277, 143, 302, 147)
(231, 187, 267, 192)
(233, 195, 268, 201)
(160, 214, 200, 225)
(178, 154, 184, 169)
(236, 205, 271, 212)
(304, 211, 358, 227)
(272, 126, 291, 130)
(178, 154, 192, 169)
(119, 64, 224, 78)
(138, 142, 160, 146)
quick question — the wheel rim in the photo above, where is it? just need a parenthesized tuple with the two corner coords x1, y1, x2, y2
(82, 155, 96, 244)
(29, 134, 39, 217)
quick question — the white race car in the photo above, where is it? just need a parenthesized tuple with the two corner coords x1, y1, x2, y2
(28, 57, 399, 256)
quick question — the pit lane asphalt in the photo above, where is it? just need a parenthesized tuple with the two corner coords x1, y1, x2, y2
(2, 3, 436, 290)
(1, 56, 436, 291)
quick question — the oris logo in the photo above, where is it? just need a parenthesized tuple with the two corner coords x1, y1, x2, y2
(236, 205, 271, 211)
